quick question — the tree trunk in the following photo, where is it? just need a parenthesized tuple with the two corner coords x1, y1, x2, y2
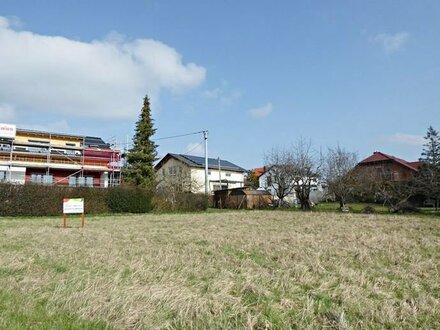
(299, 198, 311, 210)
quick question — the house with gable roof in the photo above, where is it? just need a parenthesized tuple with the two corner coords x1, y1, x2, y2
(154, 153, 246, 193)
(355, 151, 423, 182)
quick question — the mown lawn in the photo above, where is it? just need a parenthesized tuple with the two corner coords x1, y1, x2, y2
(0, 211, 439, 329)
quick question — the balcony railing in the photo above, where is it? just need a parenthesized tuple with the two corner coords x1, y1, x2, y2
(0, 154, 120, 170)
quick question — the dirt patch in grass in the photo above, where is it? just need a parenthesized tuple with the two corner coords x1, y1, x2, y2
(0, 211, 439, 329)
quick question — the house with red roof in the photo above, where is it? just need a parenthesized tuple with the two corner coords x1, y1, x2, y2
(251, 166, 268, 179)
(356, 151, 423, 182)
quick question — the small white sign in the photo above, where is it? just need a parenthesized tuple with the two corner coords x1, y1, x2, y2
(0, 123, 16, 139)
(63, 198, 84, 214)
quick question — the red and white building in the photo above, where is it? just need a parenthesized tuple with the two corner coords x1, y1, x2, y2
(0, 123, 121, 187)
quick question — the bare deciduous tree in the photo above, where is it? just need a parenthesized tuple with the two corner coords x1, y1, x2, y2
(263, 147, 296, 207)
(156, 168, 202, 207)
(353, 165, 415, 212)
(264, 139, 322, 209)
(290, 138, 322, 210)
(323, 145, 358, 210)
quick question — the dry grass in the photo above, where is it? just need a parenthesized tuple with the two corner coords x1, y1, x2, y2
(0, 211, 439, 329)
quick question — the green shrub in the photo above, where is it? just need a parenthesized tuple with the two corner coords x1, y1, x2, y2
(106, 186, 153, 213)
(174, 193, 208, 212)
(0, 183, 208, 217)
(152, 191, 208, 213)
(151, 194, 173, 213)
(0, 184, 154, 217)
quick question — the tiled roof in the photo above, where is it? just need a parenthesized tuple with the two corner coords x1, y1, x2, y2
(359, 151, 421, 172)
(252, 167, 267, 178)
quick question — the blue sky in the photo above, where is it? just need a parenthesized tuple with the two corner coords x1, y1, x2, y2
(0, 0, 439, 169)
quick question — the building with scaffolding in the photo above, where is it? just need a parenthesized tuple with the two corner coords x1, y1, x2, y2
(0, 123, 121, 187)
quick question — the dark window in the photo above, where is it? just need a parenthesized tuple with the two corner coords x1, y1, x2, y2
(28, 139, 49, 144)
(266, 176, 272, 187)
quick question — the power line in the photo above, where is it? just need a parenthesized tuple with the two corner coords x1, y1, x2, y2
(109, 130, 206, 147)
(152, 130, 204, 141)
(183, 139, 204, 155)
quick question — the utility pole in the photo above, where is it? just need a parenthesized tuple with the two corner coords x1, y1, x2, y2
(8, 139, 13, 182)
(203, 130, 209, 195)
(218, 156, 222, 189)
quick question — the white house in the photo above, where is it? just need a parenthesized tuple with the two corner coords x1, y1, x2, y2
(258, 168, 326, 205)
(155, 153, 246, 193)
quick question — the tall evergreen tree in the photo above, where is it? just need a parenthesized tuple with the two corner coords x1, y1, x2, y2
(420, 126, 440, 165)
(415, 126, 440, 209)
(124, 95, 158, 186)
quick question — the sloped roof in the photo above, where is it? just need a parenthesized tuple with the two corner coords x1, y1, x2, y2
(252, 167, 267, 178)
(155, 153, 246, 172)
(359, 151, 421, 172)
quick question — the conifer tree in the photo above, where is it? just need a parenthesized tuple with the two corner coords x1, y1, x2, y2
(420, 126, 440, 166)
(124, 95, 158, 186)
(415, 126, 440, 209)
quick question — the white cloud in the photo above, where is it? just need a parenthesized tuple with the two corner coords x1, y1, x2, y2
(185, 142, 205, 157)
(372, 32, 410, 54)
(386, 133, 424, 146)
(248, 103, 273, 119)
(0, 103, 17, 122)
(203, 81, 241, 106)
(0, 16, 206, 120)
(203, 87, 222, 99)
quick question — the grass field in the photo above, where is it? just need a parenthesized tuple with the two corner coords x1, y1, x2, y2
(0, 211, 439, 329)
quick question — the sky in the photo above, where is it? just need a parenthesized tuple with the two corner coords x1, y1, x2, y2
(0, 0, 439, 169)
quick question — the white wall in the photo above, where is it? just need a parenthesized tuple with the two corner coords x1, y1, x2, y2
(191, 167, 245, 193)
(156, 157, 245, 194)
(0, 165, 26, 184)
(259, 171, 297, 205)
(259, 170, 327, 204)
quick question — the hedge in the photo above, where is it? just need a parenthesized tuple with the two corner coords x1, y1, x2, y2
(0, 184, 152, 217)
(153, 192, 208, 213)
(0, 184, 207, 217)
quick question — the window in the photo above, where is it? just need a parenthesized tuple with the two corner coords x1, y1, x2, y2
(66, 143, 76, 147)
(266, 176, 272, 187)
(69, 176, 94, 187)
(375, 166, 383, 177)
(225, 173, 231, 177)
(28, 147, 47, 154)
(213, 184, 228, 191)
(0, 144, 11, 151)
(30, 174, 53, 185)
(168, 166, 177, 175)
(28, 139, 49, 144)
(4, 169, 26, 184)
(383, 167, 392, 180)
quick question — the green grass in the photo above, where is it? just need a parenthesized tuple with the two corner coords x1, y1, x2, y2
(314, 202, 390, 213)
(0, 211, 439, 329)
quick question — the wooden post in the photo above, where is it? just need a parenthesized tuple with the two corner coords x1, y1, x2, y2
(63, 214, 67, 228)
(81, 213, 85, 228)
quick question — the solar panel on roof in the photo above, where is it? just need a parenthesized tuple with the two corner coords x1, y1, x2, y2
(181, 154, 244, 171)
(85, 136, 110, 148)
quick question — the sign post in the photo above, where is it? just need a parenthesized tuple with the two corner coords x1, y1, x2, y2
(62, 198, 85, 228)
